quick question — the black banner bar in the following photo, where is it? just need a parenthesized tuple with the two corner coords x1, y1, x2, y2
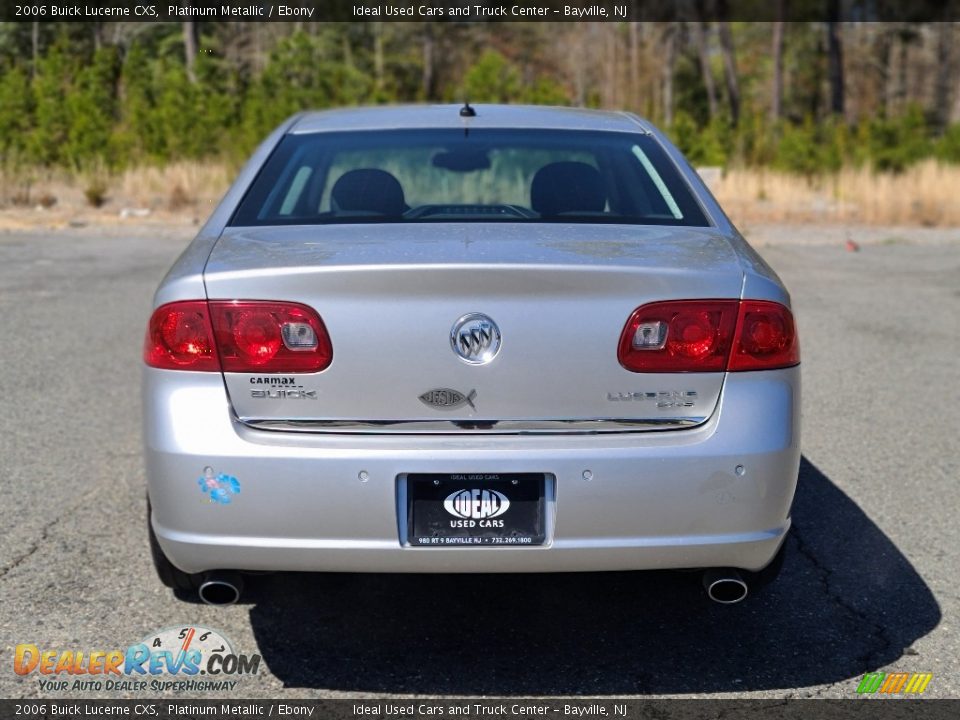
(3, 700, 960, 720)
(2, 0, 960, 23)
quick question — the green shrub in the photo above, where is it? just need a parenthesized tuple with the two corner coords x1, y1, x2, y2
(933, 123, 960, 164)
(83, 178, 108, 207)
(669, 111, 728, 167)
(27, 40, 72, 166)
(462, 50, 522, 103)
(0, 64, 32, 160)
(868, 105, 931, 173)
(65, 46, 119, 169)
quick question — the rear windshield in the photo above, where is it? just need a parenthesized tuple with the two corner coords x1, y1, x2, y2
(230, 129, 709, 227)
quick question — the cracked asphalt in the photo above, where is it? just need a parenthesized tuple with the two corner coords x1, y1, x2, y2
(0, 226, 957, 699)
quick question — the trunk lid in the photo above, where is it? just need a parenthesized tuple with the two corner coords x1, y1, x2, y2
(204, 224, 743, 432)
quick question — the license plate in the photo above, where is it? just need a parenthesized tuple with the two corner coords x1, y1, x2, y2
(407, 473, 545, 547)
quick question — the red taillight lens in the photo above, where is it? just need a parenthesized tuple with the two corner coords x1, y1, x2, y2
(728, 300, 799, 371)
(618, 299, 799, 373)
(144, 300, 333, 373)
(618, 300, 739, 372)
(144, 301, 220, 370)
(209, 301, 332, 373)
(230, 310, 283, 365)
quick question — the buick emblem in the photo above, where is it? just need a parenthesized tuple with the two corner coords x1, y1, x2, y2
(450, 313, 501, 365)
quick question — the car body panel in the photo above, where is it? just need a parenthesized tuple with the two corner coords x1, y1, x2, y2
(205, 223, 744, 424)
(289, 104, 652, 135)
(144, 366, 799, 574)
(143, 105, 800, 578)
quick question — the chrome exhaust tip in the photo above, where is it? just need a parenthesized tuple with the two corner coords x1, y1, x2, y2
(702, 568, 748, 604)
(198, 571, 243, 606)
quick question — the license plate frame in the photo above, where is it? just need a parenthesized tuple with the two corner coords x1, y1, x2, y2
(407, 473, 546, 547)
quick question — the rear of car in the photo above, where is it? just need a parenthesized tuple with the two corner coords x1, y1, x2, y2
(142, 106, 800, 603)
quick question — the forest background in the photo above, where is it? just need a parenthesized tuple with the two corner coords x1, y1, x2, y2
(2, 19, 959, 227)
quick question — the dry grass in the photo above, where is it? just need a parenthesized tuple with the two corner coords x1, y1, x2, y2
(712, 161, 960, 227)
(0, 162, 232, 214)
(1, 159, 959, 228)
(114, 162, 234, 208)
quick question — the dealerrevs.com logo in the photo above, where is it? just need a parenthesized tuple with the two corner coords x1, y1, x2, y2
(14, 626, 260, 693)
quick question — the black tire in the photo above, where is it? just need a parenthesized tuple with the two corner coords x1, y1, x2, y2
(147, 499, 203, 591)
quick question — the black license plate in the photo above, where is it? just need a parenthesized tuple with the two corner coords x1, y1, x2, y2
(407, 473, 545, 547)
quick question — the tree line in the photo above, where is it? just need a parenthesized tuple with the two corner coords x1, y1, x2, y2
(1, 20, 959, 174)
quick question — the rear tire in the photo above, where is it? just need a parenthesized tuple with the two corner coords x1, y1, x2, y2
(147, 499, 203, 591)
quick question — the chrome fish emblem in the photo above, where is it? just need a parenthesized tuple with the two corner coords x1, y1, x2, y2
(419, 388, 477, 410)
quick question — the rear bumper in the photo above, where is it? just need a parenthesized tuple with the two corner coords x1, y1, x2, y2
(143, 367, 800, 574)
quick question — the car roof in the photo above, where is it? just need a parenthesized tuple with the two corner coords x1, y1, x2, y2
(289, 104, 653, 135)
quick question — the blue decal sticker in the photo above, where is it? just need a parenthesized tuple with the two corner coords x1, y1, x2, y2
(198, 466, 241, 505)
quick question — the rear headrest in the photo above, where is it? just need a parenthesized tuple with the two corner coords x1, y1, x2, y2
(331, 169, 406, 217)
(531, 161, 605, 217)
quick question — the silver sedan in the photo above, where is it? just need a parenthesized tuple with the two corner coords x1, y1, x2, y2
(142, 104, 800, 605)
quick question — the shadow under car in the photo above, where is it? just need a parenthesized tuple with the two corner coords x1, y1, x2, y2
(236, 456, 939, 694)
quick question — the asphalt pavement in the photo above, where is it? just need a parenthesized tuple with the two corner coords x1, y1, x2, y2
(0, 226, 957, 699)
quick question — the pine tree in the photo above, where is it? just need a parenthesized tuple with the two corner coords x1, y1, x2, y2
(0, 64, 33, 164)
(65, 46, 119, 168)
(28, 40, 71, 166)
(462, 50, 522, 103)
(117, 42, 163, 162)
(155, 63, 196, 161)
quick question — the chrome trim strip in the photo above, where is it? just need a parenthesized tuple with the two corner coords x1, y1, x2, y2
(238, 417, 706, 435)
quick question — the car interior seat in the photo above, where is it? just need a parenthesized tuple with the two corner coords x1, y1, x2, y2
(530, 161, 606, 217)
(331, 168, 407, 217)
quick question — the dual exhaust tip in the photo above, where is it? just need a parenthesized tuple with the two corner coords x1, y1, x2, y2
(195, 568, 748, 606)
(702, 568, 749, 604)
(198, 571, 243, 606)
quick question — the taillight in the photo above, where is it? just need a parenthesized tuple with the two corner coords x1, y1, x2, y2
(144, 301, 220, 371)
(144, 300, 333, 373)
(618, 300, 739, 372)
(618, 299, 798, 373)
(209, 301, 332, 372)
(728, 300, 799, 371)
